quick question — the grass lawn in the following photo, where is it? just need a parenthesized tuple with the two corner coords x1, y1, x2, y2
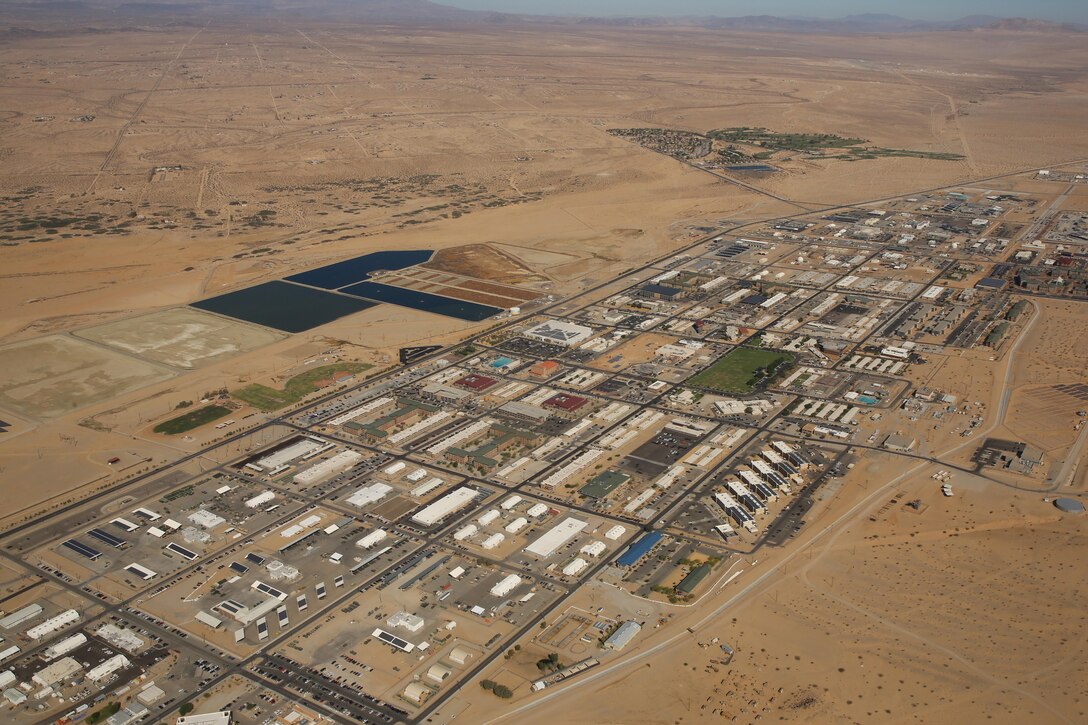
(233, 362, 372, 411)
(687, 347, 794, 394)
(153, 405, 231, 435)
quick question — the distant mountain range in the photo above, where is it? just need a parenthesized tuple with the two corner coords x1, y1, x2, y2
(573, 12, 1085, 33)
(1, 0, 1083, 32)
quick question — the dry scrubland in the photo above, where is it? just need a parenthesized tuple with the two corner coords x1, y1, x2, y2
(993, 299, 1088, 476)
(509, 466, 1087, 725)
(0, 17, 1086, 723)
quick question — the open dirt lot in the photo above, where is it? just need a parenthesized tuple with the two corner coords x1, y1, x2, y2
(0, 15, 1086, 724)
(75, 306, 286, 369)
(482, 464, 1087, 725)
(0, 334, 174, 419)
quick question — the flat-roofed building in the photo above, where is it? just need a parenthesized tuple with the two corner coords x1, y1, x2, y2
(525, 517, 587, 558)
(33, 657, 82, 687)
(522, 320, 593, 347)
(176, 712, 232, 725)
(411, 487, 479, 527)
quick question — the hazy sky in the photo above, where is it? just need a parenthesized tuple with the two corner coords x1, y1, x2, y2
(444, 0, 1087, 22)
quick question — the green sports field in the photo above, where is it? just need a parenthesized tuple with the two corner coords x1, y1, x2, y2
(686, 347, 794, 394)
(153, 405, 231, 435)
(233, 362, 372, 411)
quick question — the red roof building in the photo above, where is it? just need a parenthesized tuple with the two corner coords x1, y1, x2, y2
(529, 360, 560, 377)
(454, 374, 499, 392)
(543, 393, 588, 412)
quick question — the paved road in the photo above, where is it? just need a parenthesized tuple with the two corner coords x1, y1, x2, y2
(483, 295, 1055, 723)
(8, 158, 1088, 725)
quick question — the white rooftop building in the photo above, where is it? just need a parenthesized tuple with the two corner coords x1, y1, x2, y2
(562, 558, 588, 576)
(26, 609, 79, 641)
(356, 529, 388, 549)
(0, 603, 42, 630)
(521, 320, 594, 347)
(490, 574, 522, 597)
(33, 657, 82, 687)
(504, 517, 528, 534)
(481, 533, 505, 550)
(346, 482, 394, 508)
(188, 509, 225, 529)
(525, 517, 587, 558)
(580, 540, 607, 557)
(95, 623, 146, 653)
(294, 450, 364, 484)
(87, 653, 130, 683)
(604, 620, 642, 650)
(176, 713, 232, 725)
(244, 491, 275, 509)
(42, 633, 86, 660)
(604, 525, 627, 540)
(387, 612, 425, 633)
(411, 487, 478, 527)
(453, 524, 478, 541)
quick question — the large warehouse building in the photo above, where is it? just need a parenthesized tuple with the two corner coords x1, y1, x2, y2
(411, 487, 480, 527)
(525, 517, 587, 558)
(522, 320, 594, 347)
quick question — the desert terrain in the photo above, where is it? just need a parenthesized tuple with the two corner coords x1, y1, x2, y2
(2, 22, 1087, 515)
(0, 10, 1085, 725)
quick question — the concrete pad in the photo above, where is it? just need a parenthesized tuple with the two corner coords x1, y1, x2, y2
(0, 335, 174, 419)
(75, 307, 285, 369)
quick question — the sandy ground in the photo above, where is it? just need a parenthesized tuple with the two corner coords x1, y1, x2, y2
(445, 301, 1088, 724)
(0, 19, 1086, 723)
(476, 462, 1087, 725)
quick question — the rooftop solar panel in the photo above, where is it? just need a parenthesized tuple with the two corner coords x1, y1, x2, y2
(377, 630, 411, 650)
(125, 564, 155, 580)
(88, 528, 126, 548)
(63, 539, 101, 560)
(166, 542, 197, 560)
(255, 582, 284, 598)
